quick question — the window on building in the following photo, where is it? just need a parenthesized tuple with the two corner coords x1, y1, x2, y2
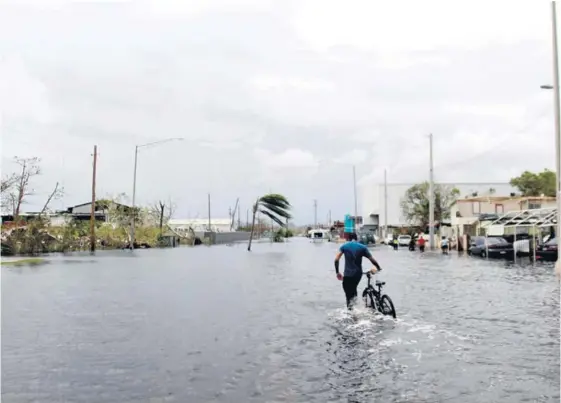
(528, 202, 541, 210)
(495, 204, 504, 214)
(472, 202, 480, 215)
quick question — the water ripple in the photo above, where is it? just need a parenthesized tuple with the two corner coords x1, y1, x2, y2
(2, 241, 559, 402)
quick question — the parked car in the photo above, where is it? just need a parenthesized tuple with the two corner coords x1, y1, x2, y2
(536, 238, 557, 262)
(397, 234, 411, 247)
(512, 239, 530, 257)
(468, 236, 514, 259)
(358, 232, 376, 245)
(383, 234, 393, 245)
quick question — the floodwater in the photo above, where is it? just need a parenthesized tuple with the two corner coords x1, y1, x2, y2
(2, 239, 559, 402)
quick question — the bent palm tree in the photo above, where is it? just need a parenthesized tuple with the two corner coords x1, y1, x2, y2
(248, 194, 291, 251)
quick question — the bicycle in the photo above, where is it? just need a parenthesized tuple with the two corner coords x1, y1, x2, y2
(361, 271, 397, 318)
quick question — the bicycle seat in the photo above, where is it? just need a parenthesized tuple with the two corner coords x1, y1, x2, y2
(376, 280, 386, 286)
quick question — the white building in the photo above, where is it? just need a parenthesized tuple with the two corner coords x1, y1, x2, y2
(168, 218, 233, 235)
(359, 182, 517, 229)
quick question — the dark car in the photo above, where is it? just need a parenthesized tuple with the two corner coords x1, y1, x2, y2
(468, 236, 514, 259)
(359, 232, 376, 245)
(536, 238, 557, 262)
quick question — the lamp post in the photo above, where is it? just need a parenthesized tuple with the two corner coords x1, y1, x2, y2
(130, 137, 183, 250)
(542, 1, 561, 272)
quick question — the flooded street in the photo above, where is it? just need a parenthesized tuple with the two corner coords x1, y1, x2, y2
(2, 239, 559, 402)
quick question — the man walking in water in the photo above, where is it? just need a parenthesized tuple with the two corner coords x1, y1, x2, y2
(334, 233, 382, 309)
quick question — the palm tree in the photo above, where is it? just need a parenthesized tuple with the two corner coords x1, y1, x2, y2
(248, 194, 291, 251)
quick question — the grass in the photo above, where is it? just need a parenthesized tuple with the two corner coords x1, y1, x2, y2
(2, 257, 47, 266)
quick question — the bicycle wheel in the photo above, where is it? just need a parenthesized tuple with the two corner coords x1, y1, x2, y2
(367, 291, 377, 310)
(379, 295, 396, 318)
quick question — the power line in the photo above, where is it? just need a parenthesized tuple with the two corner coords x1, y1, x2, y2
(391, 106, 552, 176)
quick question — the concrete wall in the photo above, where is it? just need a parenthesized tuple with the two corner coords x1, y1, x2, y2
(196, 231, 251, 245)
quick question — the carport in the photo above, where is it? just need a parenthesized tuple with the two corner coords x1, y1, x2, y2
(483, 208, 557, 261)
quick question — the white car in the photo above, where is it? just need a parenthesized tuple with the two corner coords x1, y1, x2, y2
(397, 235, 411, 247)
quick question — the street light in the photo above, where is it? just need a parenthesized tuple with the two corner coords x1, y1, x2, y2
(130, 137, 184, 250)
(544, 1, 561, 273)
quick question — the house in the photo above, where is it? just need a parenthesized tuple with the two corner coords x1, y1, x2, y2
(168, 218, 233, 234)
(60, 201, 133, 222)
(451, 196, 557, 236)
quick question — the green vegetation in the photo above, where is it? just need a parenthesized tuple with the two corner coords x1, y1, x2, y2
(510, 169, 556, 197)
(400, 182, 460, 228)
(2, 257, 46, 266)
(248, 194, 292, 251)
(1, 219, 166, 255)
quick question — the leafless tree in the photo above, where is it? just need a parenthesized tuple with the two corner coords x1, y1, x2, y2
(40, 182, 64, 215)
(149, 199, 176, 236)
(2, 157, 41, 219)
(1, 173, 17, 194)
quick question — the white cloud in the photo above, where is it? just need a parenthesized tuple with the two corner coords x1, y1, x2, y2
(0, 56, 54, 124)
(443, 103, 529, 122)
(333, 149, 368, 164)
(250, 75, 335, 92)
(254, 148, 319, 169)
(131, 0, 275, 19)
(0, 0, 556, 223)
(291, 0, 549, 53)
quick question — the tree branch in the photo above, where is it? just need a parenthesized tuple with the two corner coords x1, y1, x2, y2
(40, 182, 64, 215)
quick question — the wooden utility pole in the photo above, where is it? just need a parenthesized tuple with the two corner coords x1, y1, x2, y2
(90, 145, 97, 252)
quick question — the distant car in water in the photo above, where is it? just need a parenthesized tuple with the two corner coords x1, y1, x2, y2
(468, 236, 513, 259)
(383, 234, 393, 245)
(536, 237, 557, 261)
(397, 235, 411, 247)
(358, 232, 375, 245)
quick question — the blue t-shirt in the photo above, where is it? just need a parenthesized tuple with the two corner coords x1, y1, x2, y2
(340, 241, 372, 278)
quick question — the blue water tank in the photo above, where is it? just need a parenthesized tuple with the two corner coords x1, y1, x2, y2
(344, 214, 355, 233)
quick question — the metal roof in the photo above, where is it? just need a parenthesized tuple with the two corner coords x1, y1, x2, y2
(456, 196, 556, 203)
(168, 218, 231, 226)
(486, 207, 557, 228)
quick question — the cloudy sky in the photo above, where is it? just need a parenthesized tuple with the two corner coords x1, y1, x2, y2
(0, 0, 555, 224)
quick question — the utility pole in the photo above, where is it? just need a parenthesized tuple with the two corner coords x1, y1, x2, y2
(238, 204, 241, 229)
(130, 145, 139, 250)
(89, 145, 97, 252)
(328, 210, 332, 227)
(229, 207, 232, 230)
(384, 168, 388, 239)
(313, 199, 318, 228)
(207, 193, 211, 232)
(551, 1, 561, 246)
(429, 133, 435, 250)
(353, 165, 358, 234)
